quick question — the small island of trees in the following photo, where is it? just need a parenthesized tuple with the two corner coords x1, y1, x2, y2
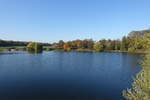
(27, 42, 43, 53)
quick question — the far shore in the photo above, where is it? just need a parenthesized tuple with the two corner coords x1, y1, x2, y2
(0, 46, 146, 54)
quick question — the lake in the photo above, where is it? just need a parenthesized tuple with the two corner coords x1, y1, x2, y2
(0, 51, 142, 100)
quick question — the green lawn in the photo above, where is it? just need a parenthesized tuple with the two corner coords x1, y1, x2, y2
(0, 46, 26, 50)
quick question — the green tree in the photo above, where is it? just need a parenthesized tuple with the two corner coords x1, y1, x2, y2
(105, 39, 112, 50)
(143, 33, 150, 50)
(99, 39, 107, 50)
(128, 36, 143, 52)
(27, 42, 35, 51)
(115, 40, 121, 50)
(87, 39, 94, 49)
(27, 42, 43, 53)
(58, 40, 64, 49)
(94, 42, 104, 52)
(121, 36, 129, 51)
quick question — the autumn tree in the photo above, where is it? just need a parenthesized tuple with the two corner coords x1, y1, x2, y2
(63, 43, 71, 51)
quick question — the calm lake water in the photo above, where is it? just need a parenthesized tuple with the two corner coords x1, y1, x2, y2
(0, 51, 142, 100)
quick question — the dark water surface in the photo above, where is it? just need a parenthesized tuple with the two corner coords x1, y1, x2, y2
(0, 51, 142, 100)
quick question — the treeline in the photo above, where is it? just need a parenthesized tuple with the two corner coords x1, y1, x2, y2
(52, 28, 150, 52)
(52, 39, 94, 51)
(0, 40, 50, 47)
(1, 28, 150, 53)
(0, 40, 27, 47)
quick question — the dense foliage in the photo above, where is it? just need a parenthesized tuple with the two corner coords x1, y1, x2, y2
(52, 28, 150, 52)
(27, 42, 43, 53)
(122, 32, 150, 100)
(52, 39, 94, 51)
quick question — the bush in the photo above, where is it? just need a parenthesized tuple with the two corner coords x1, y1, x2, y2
(94, 42, 104, 52)
(123, 53, 150, 100)
(128, 48, 136, 52)
(27, 42, 43, 53)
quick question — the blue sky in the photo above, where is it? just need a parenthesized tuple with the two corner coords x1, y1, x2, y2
(0, 0, 150, 43)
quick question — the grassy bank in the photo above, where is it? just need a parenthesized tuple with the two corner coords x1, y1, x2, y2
(0, 46, 26, 51)
(123, 51, 150, 99)
(104, 50, 146, 54)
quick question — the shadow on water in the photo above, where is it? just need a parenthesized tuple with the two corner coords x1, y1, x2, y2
(0, 51, 142, 100)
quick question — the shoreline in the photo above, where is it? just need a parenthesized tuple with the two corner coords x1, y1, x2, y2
(0, 47, 146, 54)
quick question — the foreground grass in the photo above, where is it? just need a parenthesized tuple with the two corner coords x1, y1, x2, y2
(123, 52, 150, 100)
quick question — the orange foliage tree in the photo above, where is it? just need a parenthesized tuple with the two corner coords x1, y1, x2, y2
(63, 43, 70, 51)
